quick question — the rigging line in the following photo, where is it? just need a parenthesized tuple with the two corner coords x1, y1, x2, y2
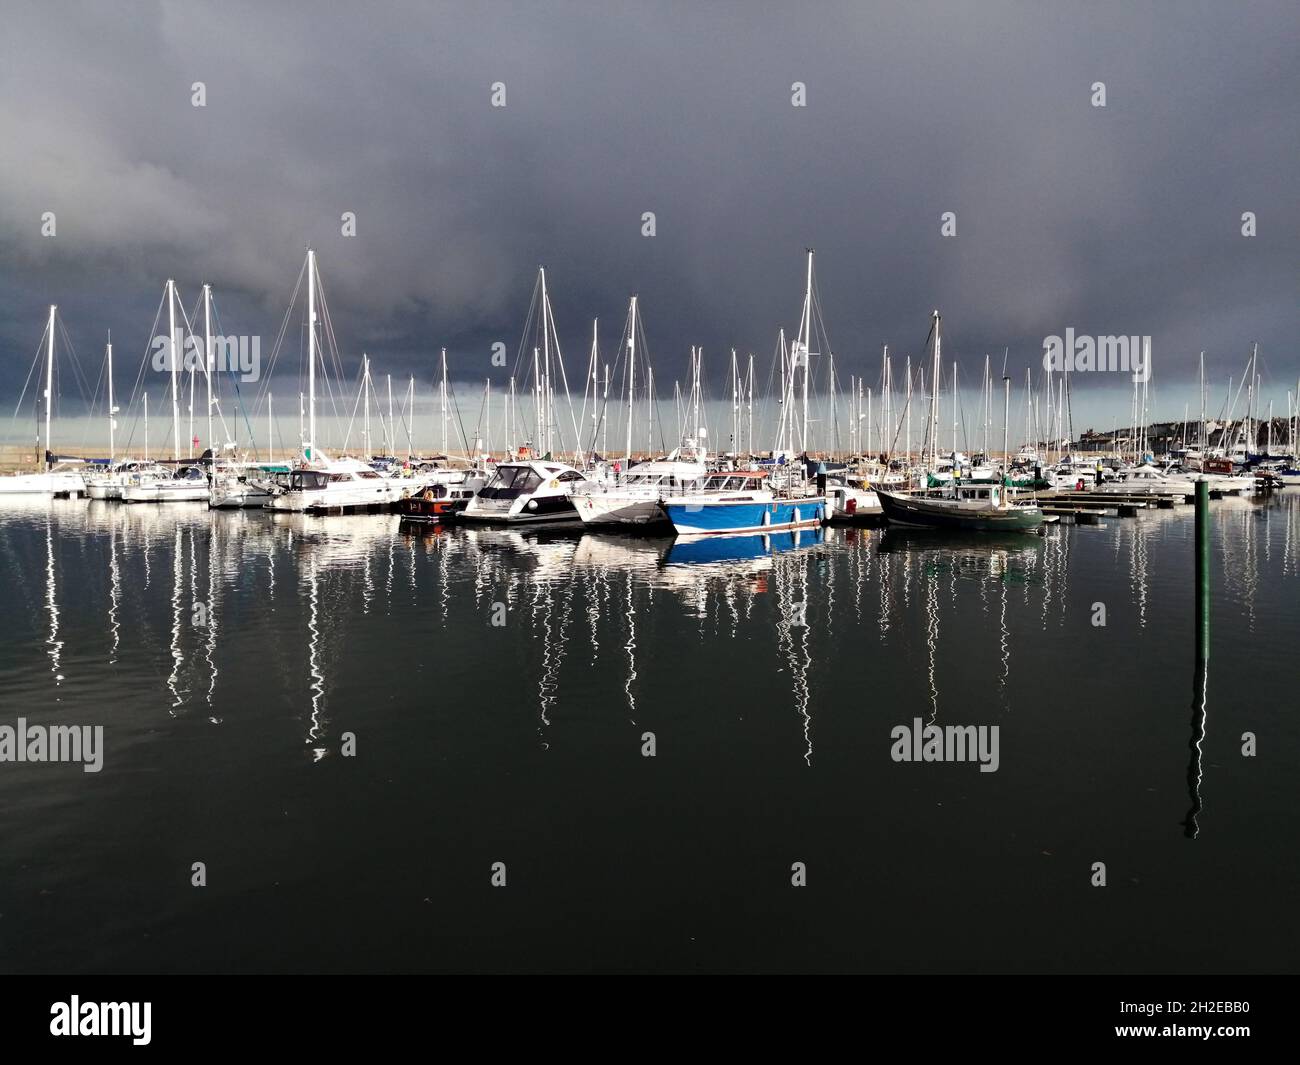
(54, 315, 94, 411)
(118, 291, 169, 453)
(510, 274, 543, 382)
(10, 322, 49, 424)
(209, 297, 251, 450)
(253, 257, 307, 412)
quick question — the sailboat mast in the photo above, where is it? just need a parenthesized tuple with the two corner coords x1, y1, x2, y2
(540, 268, 552, 456)
(307, 249, 317, 458)
(951, 361, 958, 458)
(589, 319, 599, 456)
(441, 348, 449, 457)
(800, 250, 813, 456)
(904, 356, 911, 468)
(881, 345, 890, 458)
(929, 311, 941, 469)
(692, 347, 702, 446)
(731, 348, 739, 456)
(601, 365, 609, 456)
(44, 304, 55, 470)
(865, 384, 872, 460)
(646, 365, 654, 457)
(983, 354, 990, 459)
(625, 296, 636, 463)
(167, 280, 180, 461)
(362, 355, 371, 456)
(203, 284, 213, 458)
(532, 347, 542, 454)
(746, 353, 754, 458)
(107, 333, 115, 467)
(1199, 352, 1206, 452)
(187, 348, 195, 458)
(1002, 373, 1011, 479)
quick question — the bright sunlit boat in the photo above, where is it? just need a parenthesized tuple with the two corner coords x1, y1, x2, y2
(458, 459, 586, 524)
(659, 470, 826, 536)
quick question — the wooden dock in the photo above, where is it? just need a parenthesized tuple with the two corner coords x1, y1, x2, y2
(1026, 490, 1192, 524)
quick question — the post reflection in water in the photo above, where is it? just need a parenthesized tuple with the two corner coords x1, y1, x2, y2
(1183, 656, 1208, 840)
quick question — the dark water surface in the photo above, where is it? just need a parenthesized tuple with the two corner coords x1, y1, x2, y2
(1, 494, 1297, 973)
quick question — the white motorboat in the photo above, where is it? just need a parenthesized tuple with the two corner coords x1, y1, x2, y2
(459, 459, 586, 524)
(1092, 464, 1195, 496)
(265, 455, 408, 513)
(825, 475, 882, 521)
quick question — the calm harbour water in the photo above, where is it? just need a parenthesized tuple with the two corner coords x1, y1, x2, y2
(1, 494, 1297, 973)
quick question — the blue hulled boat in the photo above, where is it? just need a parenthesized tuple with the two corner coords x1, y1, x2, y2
(659, 470, 826, 535)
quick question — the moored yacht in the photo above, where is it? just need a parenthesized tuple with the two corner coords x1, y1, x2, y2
(0, 465, 85, 497)
(878, 481, 1044, 532)
(396, 467, 489, 522)
(572, 440, 709, 527)
(458, 459, 586, 524)
(659, 469, 826, 535)
(1092, 464, 1194, 497)
(265, 455, 408, 513)
(121, 464, 211, 503)
(0, 305, 86, 499)
(824, 473, 883, 522)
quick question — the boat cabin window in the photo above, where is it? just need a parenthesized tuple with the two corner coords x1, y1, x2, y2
(357, 470, 383, 479)
(557, 470, 585, 482)
(487, 466, 530, 490)
(484, 465, 543, 497)
(291, 471, 330, 491)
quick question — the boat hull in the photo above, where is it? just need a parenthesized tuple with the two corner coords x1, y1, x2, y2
(661, 497, 826, 536)
(209, 485, 274, 509)
(86, 480, 123, 500)
(574, 493, 669, 527)
(877, 490, 1043, 531)
(396, 497, 470, 522)
(0, 472, 84, 497)
(456, 504, 579, 525)
(121, 482, 210, 503)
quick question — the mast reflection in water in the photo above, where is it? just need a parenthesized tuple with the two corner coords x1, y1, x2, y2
(0, 492, 1296, 973)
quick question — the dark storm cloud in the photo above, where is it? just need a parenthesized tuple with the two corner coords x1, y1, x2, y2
(1, 0, 1296, 426)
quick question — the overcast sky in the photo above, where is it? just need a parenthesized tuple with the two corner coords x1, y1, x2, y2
(1, 0, 1296, 440)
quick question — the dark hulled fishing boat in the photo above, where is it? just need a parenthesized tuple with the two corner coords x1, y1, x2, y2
(877, 482, 1043, 532)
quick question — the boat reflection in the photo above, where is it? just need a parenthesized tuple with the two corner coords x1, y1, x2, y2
(4, 492, 1296, 777)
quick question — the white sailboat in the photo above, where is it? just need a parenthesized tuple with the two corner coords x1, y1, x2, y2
(572, 301, 710, 526)
(85, 333, 126, 499)
(262, 249, 418, 514)
(0, 305, 86, 498)
(121, 279, 211, 503)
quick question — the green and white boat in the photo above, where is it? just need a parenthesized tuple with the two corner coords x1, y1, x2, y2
(878, 481, 1043, 532)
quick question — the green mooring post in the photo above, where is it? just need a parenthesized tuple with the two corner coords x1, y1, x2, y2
(1195, 479, 1210, 664)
